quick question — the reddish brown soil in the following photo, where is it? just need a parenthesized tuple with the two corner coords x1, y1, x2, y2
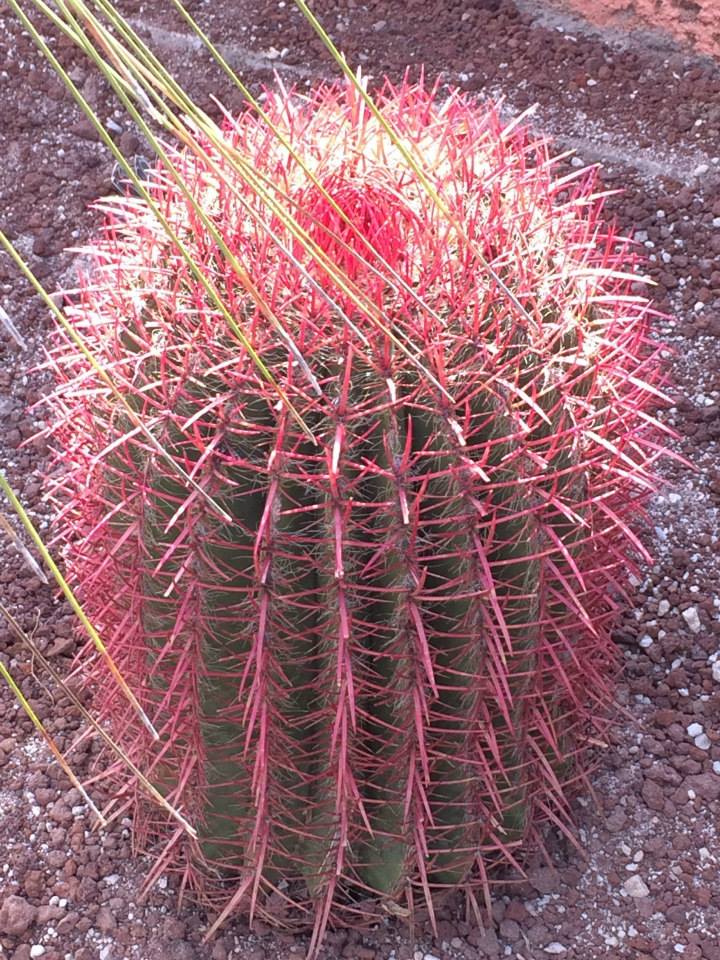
(1, 2, 720, 960)
(544, 0, 720, 61)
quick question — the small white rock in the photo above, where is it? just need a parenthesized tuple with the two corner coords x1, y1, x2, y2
(688, 722, 704, 737)
(639, 635, 654, 648)
(695, 734, 711, 751)
(30, 948, 45, 959)
(682, 607, 701, 633)
(712, 761, 720, 775)
(658, 599, 670, 616)
(544, 945, 567, 955)
(623, 875, 650, 898)
(712, 661, 720, 683)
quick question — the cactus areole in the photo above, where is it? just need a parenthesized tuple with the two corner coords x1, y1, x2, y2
(49, 81, 667, 949)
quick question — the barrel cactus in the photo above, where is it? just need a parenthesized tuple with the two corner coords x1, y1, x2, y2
(47, 80, 666, 948)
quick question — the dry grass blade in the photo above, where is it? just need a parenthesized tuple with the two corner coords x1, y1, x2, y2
(0, 512, 49, 583)
(0, 303, 28, 350)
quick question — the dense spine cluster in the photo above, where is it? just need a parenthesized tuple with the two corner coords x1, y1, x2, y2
(47, 80, 667, 947)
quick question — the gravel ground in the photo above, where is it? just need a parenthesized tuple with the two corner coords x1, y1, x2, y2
(1, 1, 720, 959)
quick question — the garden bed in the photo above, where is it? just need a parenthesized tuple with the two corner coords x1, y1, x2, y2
(0, 1, 719, 958)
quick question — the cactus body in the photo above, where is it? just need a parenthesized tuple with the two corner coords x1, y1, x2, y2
(48, 81, 666, 943)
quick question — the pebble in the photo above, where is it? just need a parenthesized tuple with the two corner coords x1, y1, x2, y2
(695, 734, 711, 750)
(712, 661, 720, 683)
(30, 948, 45, 959)
(95, 906, 116, 933)
(687, 722, 704, 738)
(0, 895, 37, 937)
(623, 876, 650, 898)
(658, 599, 670, 616)
(682, 607, 701, 633)
(544, 945, 567, 955)
(499, 918, 521, 940)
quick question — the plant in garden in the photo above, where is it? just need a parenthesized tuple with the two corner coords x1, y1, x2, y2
(43, 78, 668, 951)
